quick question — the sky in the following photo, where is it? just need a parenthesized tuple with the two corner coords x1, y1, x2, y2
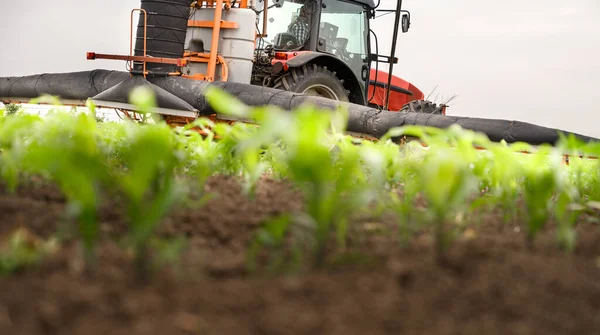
(1, 0, 599, 137)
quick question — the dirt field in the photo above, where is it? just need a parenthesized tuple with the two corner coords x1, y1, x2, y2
(1, 175, 599, 335)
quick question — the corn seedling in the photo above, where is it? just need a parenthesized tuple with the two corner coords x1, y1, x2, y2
(521, 146, 562, 249)
(2, 89, 600, 278)
(108, 88, 187, 280)
(0, 228, 59, 275)
(19, 112, 108, 265)
(246, 214, 304, 273)
(206, 88, 385, 266)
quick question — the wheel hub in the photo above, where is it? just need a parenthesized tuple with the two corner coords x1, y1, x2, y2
(302, 84, 339, 100)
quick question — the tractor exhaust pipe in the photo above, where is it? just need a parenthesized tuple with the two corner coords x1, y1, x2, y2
(1, 70, 597, 145)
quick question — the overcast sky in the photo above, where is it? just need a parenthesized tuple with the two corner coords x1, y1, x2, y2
(1, 0, 599, 137)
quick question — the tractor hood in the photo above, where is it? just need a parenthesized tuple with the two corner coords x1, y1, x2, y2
(368, 69, 425, 111)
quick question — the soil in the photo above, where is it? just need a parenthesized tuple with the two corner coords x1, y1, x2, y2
(0, 175, 599, 335)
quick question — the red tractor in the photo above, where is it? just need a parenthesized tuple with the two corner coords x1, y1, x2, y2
(249, 0, 444, 114)
(3, 0, 595, 146)
(87, 0, 445, 118)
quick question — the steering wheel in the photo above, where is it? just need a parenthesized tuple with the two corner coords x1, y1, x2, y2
(273, 32, 300, 50)
(332, 38, 352, 62)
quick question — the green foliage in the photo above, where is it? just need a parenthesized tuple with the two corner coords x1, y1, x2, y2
(99, 87, 190, 280)
(3, 103, 22, 116)
(16, 112, 107, 264)
(416, 143, 478, 264)
(246, 214, 303, 273)
(0, 113, 44, 191)
(381, 122, 595, 258)
(114, 121, 185, 279)
(521, 147, 562, 248)
(206, 87, 385, 266)
(0, 86, 599, 278)
(0, 90, 191, 279)
(0, 229, 58, 275)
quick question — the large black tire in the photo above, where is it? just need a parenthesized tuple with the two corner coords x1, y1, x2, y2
(273, 64, 349, 102)
(399, 100, 444, 114)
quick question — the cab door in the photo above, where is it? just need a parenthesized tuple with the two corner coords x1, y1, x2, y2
(316, 0, 370, 94)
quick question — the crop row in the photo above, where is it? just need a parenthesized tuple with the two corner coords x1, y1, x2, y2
(1, 87, 599, 277)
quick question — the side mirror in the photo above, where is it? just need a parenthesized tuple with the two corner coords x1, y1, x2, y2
(401, 13, 410, 33)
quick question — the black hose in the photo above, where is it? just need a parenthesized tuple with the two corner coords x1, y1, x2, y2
(0, 70, 129, 101)
(151, 76, 598, 145)
(1, 70, 597, 145)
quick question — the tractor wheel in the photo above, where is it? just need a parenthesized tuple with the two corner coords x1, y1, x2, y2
(399, 100, 445, 114)
(273, 64, 350, 102)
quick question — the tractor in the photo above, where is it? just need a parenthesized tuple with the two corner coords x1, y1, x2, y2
(86, 0, 445, 124)
(249, 0, 440, 113)
(2, 0, 595, 146)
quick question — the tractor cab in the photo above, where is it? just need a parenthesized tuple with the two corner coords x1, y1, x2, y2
(258, 0, 371, 87)
(254, 0, 423, 111)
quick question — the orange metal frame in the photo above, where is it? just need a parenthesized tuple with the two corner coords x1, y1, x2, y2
(181, 0, 249, 81)
(85, 1, 257, 130)
(130, 9, 147, 75)
(87, 1, 251, 83)
(208, 0, 223, 81)
(87, 7, 188, 74)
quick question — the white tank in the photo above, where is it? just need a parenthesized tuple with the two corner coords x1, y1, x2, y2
(183, 8, 256, 84)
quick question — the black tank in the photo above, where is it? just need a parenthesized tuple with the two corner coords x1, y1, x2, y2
(133, 0, 192, 76)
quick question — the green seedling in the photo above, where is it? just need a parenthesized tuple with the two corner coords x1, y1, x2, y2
(521, 146, 561, 249)
(0, 113, 44, 192)
(0, 228, 59, 275)
(486, 142, 525, 225)
(4, 90, 600, 279)
(246, 214, 303, 273)
(553, 187, 582, 252)
(418, 146, 478, 265)
(206, 87, 384, 266)
(148, 236, 188, 274)
(20, 112, 108, 265)
(112, 120, 185, 281)
(2, 103, 23, 117)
